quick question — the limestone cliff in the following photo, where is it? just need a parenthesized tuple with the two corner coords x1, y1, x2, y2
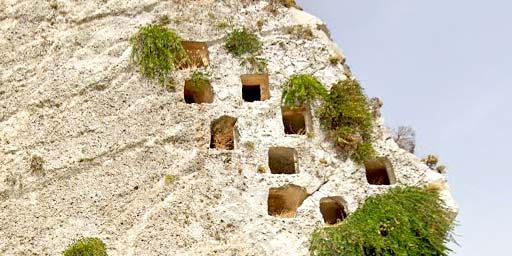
(0, 0, 456, 255)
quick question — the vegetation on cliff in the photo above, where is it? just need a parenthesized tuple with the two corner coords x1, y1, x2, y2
(63, 237, 107, 256)
(129, 24, 189, 85)
(310, 187, 455, 256)
(318, 79, 375, 164)
(225, 28, 262, 57)
(281, 74, 327, 108)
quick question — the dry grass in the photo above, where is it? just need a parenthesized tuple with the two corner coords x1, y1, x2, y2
(275, 210, 296, 218)
(30, 155, 45, 176)
(329, 54, 344, 65)
(285, 25, 315, 40)
(212, 131, 234, 150)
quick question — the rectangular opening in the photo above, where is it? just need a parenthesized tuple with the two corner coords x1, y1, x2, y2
(184, 80, 213, 104)
(268, 184, 308, 218)
(320, 196, 347, 225)
(181, 41, 210, 68)
(240, 74, 270, 102)
(364, 157, 396, 185)
(210, 116, 237, 150)
(268, 147, 298, 174)
(282, 106, 309, 135)
(242, 84, 261, 102)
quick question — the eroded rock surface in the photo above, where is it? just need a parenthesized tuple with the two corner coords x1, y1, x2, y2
(0, 1, 456, 255)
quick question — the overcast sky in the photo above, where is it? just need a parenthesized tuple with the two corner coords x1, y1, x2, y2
(296, 0, 512, 255)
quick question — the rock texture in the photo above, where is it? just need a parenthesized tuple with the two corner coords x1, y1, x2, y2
(0, 0, 457, 255)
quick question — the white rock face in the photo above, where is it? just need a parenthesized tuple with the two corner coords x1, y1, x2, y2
(0, 1, 457, 255)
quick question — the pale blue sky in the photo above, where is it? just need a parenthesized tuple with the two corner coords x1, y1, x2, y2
(296, 0, 511, 255)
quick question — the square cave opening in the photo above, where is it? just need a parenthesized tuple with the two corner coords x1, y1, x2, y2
(184, 79, 213, 104)
(241, 74, 270, 102)
(281, 105, 310, 135)
(181, 41, 210, 68)
(210, 116, 237, 150)
(320, 196, 347, 225)
(364, 157, 396, 185)
(267, 184, 308, 218)
(268, 147, 298, 174)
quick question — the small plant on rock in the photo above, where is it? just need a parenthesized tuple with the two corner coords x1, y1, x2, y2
(189, 71, 210, 91)
(216, 21, 231, 30)
(285, 25, 315, 40)
(275, 0, 301, 9)
(63, 237, 107, 256)
(281, 74, 327, 108)
(30, 155, 45, 176)
(225, 28, 262, 57)
(158, 15, 171, 25)
(241, 54, 268, 73)
(423, 154, 447, 173)
(318, 79, 375, 164)
(165, 175, 176, 185)
(329, 54, 344, 65)
(310, 187, 455, 256)
(129, 24, 190, 85)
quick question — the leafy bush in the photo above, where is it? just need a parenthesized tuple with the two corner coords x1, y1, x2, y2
(225, 28, 262, 57)
(318, 79, 375, 164)
(63, 237, 107, 256)
(129, 24, 189, 85)
(281, 74, 327, 108)
(310, 187, 455, 256)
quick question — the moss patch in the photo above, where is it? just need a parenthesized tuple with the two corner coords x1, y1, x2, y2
(310, 187, 455, 256)
(63, 237, 107, 256)
(129, 24, 189, 85)
(318, 79, 375, 164)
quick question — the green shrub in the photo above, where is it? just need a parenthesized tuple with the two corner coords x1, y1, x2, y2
(63, 237, 107, 256)
(318, 79, 375, 164)
(310, 187, 455, 256)
(281, 74, 327, 108)
(189, 71, 210, 91)
(351, 141, 375, 165)
(129, 24, 189, 85)
(225, 28, 262, 57)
